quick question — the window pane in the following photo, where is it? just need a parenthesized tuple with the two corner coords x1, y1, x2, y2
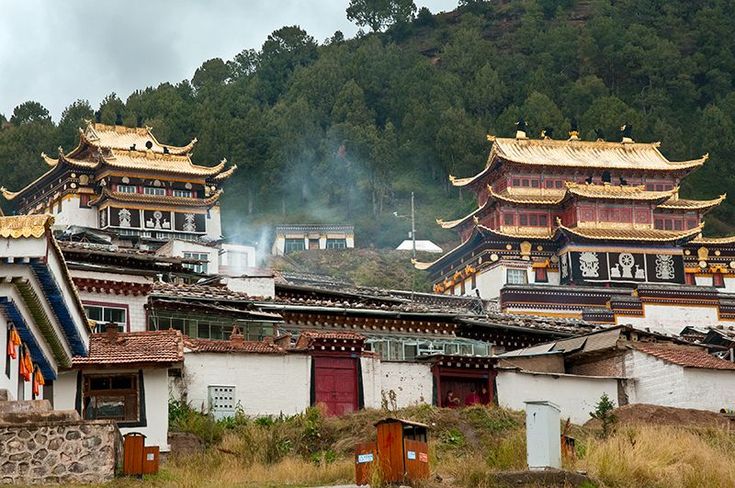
(519, 214, 528, 226)
(529, 214, 538, 226)
(284, 239, 305, 253)
(507, 269, 528, 285)
(539, 214, 548, 226)
(503, 214, 514, 225)
(531, 179, 539, 188)
(111, 376, 133, 389)
(84, 306, 103, 322)
(104, 308, 126, 324)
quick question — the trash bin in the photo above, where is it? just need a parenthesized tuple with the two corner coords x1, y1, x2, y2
(143, 446, 160, 475)
(123, 432, 146, 476)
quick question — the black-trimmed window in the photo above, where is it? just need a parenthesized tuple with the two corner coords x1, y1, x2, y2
(83, 373, 141, 424)
(326, 238, 347, 249)
(506, 268, 528, 285)
(83, 305, 127, 332)
(284, 238, 305, 253)
(5, 326, 11, 378)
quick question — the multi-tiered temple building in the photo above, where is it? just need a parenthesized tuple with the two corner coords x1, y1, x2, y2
(1, 122, 236, 244)
(421, 125, 735, 334)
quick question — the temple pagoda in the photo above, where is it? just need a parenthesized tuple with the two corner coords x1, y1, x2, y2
(419, 123, 735, 332)
(1, 122, 236, 244)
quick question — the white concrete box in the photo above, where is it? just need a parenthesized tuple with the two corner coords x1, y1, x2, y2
(525, 400, 561, 470)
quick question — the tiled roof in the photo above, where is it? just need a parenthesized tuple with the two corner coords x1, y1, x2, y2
(491, 137, 707, 171)
(659, 194, 726, 210)
(450, 138, 706, 188)
(566, 183, 676, 201)
(184, 337, 285, 354)
(689, 235, 735, 245)
(0, 214, 52, 238)
(274, 224, 354, 233)
(557, 223, 703, 242)
(72, 329, 183, 366)
(490, 187, 565, 205)
(89, 188, 223, 207)
(84, 123, 197, 156)
(151, 282, 264, 301)
(631, 342, 735, 370)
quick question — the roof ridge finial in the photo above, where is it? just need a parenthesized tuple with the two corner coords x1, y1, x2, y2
(620, 123, 634, 143)
(540, 127, 553, 140)
(515, 117, 528, 140)
(568, 119, 579, 140)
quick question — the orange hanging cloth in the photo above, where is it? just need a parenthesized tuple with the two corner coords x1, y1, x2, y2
(32, 367, 44, 397)
(20, 347, 33, 382)
(7, 327, 21, 360)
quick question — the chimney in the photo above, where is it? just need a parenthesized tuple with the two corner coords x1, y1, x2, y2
(104, 322, 118, 342)
(230, 325, 244, 345)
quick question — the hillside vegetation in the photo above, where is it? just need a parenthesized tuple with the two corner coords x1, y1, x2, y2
(95, 404, 735, 488)
(3, 0, 735, 247)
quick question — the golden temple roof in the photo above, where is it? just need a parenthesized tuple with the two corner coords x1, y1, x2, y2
(689, 235, 735, 245)
(0, 214, 53, 239)
(89, 188, 224, 208)
(491, 137, 707, 171)
(489, 186, 565, 205)
(83, 122, 197, 156)
(101, 149, 227, 176)
(565, 183, 677, 201)
(436, 203, 487, 229)
(479, 224, 554, 239)
(556, 223, 704, 242)
(451, 137, 707, 187)
(658, 194, 726, 211)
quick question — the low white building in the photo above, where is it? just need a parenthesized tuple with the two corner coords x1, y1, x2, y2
(396, 240, 443, 254)
(272, 224, 354, 255)
(54, 327, 183, 451)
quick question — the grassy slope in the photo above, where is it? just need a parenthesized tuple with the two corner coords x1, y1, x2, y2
(270, 249, 438, 291)
(97, 404, 735, 488)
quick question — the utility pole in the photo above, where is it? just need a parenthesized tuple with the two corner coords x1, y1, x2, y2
(411, 192, 416, 301)
(411, 192, 416, 260)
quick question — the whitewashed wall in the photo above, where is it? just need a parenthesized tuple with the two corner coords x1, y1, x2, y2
(361, 356, 382, 409)
(55, 195, 98, 228)
(681, 368, 735, 411)
(621, 304, 721, 336)
(206, 206, 223, 240)
(53, 368, 171, 451)
(378, 362, 433, 408)
(182, 352, 311, 416)
(222, 276, 275, 298)
(496, 369, 619, 425)
(474, 265, 506, 300)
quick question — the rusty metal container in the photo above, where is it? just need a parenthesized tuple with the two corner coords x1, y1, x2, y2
(142, 446, 160, 474)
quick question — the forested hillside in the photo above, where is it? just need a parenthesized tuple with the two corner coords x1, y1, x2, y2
(2, 0, 735, 248)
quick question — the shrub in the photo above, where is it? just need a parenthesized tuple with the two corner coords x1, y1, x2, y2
(589, 393, 616, 438)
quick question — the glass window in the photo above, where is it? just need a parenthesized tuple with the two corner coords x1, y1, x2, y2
(117, 185, 137, 193)
(555, 180, 563, 189)
(512, 178, 520, 186)
(531, 179, 539, 188)
(284, 239, 306, 253)
(521, 179, 530, 187)
(503, 214, 514, 226)
(173, 189, 193, 198)
(539, 214, 548, 226)
(143, 187, 166, 196)
(545, 180, 554, 188)
(326, 238, 347, 249)
(506, 268, 528, 285)
(84, 305, 126, 332)
(83, 374, 139, 422)
(519, 214, 528, 226)
(529, 214, 538, 226)
(183, 252, 209, 274)
(404, 344, 418, 361)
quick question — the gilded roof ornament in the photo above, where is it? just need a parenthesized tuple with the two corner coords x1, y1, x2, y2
(0, 214, 54, 238)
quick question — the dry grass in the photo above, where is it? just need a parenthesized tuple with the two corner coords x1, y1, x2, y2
(80, 406, 735, 488)
(579, 425, 735, 488)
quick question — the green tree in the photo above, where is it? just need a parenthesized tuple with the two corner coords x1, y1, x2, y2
(10, 101, 51, 125)
(58, 100, 94, 149)
(346, 0, 417, 32)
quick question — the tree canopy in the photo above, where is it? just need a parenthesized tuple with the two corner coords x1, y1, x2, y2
(2, 0, 735, 246)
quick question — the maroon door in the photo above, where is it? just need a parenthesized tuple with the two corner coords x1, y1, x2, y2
(314, 357, 358, 416)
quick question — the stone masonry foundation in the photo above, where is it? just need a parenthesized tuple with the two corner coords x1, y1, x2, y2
(0, 393, 121, 485)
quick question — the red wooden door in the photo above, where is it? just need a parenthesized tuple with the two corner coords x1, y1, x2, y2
(314, 357, 358, 416)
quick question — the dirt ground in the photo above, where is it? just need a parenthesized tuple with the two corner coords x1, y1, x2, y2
(585, 403, 734, 430)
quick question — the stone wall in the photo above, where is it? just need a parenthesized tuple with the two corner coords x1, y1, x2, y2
(0, 395, 121, 485)
(0, 420, 120, 485)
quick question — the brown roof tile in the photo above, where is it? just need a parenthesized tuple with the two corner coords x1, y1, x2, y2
(73, 329, 183, 366)
(631, 343, 735, 370)
(184, 337, 285, 354)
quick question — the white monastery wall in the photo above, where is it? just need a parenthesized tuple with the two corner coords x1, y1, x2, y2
(206, 206, 223, 240)
(182, 352, 311, 416)
(475, 265, 506, 300)
(378, 362, 433, 408)
(624, 350, 686, 407)
(496, 369, 619, 425)
(360, 356, 382, 409)
(680, 368, 735, 412)
(77, 290, 149, 332)
(55, 196, 98, 228)
(53, 368, 171, 451)
(223, 276, 275, 298)
(621, 304, 721, 335)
